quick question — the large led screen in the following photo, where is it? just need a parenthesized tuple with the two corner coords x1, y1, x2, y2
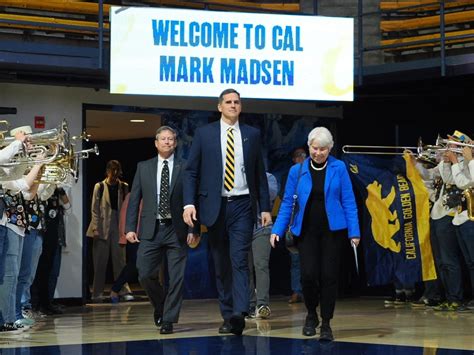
(110, 7, 354, 101)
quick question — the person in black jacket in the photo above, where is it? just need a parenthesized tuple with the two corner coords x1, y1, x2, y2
(125, 126, 199, 335)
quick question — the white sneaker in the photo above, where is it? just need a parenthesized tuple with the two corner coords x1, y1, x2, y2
(245, 309, 256, 320)
(1, 322, 23, 334)
(23, 309, 46, 320)
(256, 305, 271, 319)
(121, 294, 135, 302)
(15, 318, 34, 328)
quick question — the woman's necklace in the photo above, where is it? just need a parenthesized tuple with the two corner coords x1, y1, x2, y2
(310, 160, 327, 171)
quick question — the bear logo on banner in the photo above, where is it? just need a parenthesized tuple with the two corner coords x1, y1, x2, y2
(365, 181, 401, 253)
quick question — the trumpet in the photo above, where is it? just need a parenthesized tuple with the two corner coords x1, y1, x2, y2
(38, 144, 100, 185)
(75, 144, 99, 159)
(71, 145, 100, 183)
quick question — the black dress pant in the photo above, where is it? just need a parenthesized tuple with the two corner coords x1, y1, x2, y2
(297, 226, 344, 320)
(136, 221, 187, 323)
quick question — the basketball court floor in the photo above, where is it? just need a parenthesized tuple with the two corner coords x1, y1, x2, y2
(0, 297, 472, 354)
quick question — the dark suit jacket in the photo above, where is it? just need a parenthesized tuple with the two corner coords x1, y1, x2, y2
(183, 120, 271, 227)
(126, 156, 198, 244)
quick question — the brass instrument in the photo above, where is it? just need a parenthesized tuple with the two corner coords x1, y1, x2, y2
(0, 120, 70, 167)
(71, 145, 100, 183)
(2, 119, 98, 185)
(72, 130, 91, 142)
(38, 145, 99, 186)
(436, 136, 474, 148)
(341, 144, 419, 155)
(432, 136, 474, 154)
(342, 138, 441, 165)
(0, 120, 10, 139)
(464, 188, 474, 221)
(76, 144, 99, 159)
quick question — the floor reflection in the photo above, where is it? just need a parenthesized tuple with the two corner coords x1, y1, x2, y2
(9, 336, 473, 355)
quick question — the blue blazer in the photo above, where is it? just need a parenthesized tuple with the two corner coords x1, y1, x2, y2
(272, 156, 360, 239)
(183, 121, 270, 227)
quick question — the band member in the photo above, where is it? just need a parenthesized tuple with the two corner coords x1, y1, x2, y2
(0, 128, 29, 167)
(445, 131, 474, 311)
(0, 162, 44, 331)
(414, 131, 465, 312)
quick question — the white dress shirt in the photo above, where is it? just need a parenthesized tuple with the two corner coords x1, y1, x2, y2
(220, 120, 249, 197)
(156, 154, 174, 219)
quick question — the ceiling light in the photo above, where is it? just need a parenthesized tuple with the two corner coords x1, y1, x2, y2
(130, 119, 145, 123)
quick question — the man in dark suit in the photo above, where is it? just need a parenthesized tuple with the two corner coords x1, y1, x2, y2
(126, 126, 199, 335)
(183, 88, 271, 335)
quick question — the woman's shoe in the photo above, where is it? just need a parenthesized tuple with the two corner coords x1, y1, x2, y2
(288, 293, 303, 304)
(121, 294, 135, 302)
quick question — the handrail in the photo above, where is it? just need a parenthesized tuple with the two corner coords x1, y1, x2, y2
(0, 13, 109, 33)
(357, 0, 474, 84)
(0, 0, 111, 16)
(378, 29, 474, 51)
(0, 0, 301, 72)
(140, 0, 300, 13)
(380, 9, 474, 32)
(380, 1, 474, 12)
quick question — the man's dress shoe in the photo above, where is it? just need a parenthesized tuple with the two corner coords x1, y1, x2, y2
(319, 325, 334, 341)
(302, 315, 319, 337)
(154, 313, 163, 328)
(218, 321, 232, 334)
(160, 322, 173, 334)
(229, 315, 245, 336)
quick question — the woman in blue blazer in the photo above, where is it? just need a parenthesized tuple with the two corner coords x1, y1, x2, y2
(271, 127, 360, 341)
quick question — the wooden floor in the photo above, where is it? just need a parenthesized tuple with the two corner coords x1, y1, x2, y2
(1, 297, 473, 352)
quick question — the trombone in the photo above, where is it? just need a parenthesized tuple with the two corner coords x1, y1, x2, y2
(435, 135, 474, 150)
(341, 145, 418, 155)
(342, 138, 442, 165)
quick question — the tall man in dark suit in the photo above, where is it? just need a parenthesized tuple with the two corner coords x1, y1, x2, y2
(183, 88, 271, 335)
(126, 126, 199, 335)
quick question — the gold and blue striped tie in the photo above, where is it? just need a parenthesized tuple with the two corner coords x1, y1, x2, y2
(224, 127, 235, 192)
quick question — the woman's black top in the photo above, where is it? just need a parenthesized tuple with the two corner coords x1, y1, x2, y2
(302, 160, 329, 234)
(107, 182, 119, 211)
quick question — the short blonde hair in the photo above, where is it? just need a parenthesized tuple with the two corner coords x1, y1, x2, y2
(307, 127, 334, 150)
